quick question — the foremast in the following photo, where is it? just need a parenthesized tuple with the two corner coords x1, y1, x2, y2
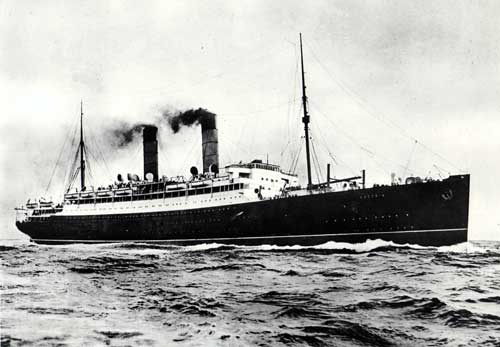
(79, 100, 85, 190)
(300, 33, 313, 190)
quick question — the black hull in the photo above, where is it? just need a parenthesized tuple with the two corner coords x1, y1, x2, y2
(17, 175, 469, 247)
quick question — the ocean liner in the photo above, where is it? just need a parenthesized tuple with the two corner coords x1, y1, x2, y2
(15, 35, 469, 246)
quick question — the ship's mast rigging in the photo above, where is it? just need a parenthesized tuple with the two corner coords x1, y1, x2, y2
(79, 100, 85, 190)
(300, 33, 313, 190)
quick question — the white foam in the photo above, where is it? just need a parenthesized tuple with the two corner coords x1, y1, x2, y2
(436, 242, 492, 254)
(183, 243, 228, 252)
(10, 238, 495, 255)
(178, 239, 478, 253)
(238, 239, 499, 254)
(231, 239, 429, 253)
(38, 242, 115, 251)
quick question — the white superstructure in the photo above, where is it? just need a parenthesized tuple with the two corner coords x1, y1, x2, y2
(16, 160, 300, 220)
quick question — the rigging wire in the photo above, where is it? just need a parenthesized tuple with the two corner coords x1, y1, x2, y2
(63, 119, 81, 190)
(176, 140, 199, 176)
(280, 81, 300, 162)
(283, 43, 300, 167)
(310, 101, 375, 156)
(87, 131, 112, 179)
(157, 136, 171, 176)
(310, 101, 415, 174)
(64, 139, 82, 191)
(66, 146, 81, 192)
(305, 39, 461, 172)
(68, 168, 80, 191)
(433, 164, 449, 178)
(282, 100, 302, 168)
(310, 119, 339, 166)
(224, 99, 300, 118)
(224, 134, 254, 159)
(83, 145, 94, 187)
(402, 140, 418, 178)
(289, 137, 304, 174)
(310, 136, 324, 183)
(44, 116, 80, 194)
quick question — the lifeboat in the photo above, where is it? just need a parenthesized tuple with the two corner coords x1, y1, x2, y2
(166, 183, 187, 191)
(26, 202, 38, 209)
(115, 189, 132, 196)
(190, 181, 207, 188)
(39, 201, 54, 208)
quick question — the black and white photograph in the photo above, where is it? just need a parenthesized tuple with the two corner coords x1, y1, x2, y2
(1, 1, 499, 345)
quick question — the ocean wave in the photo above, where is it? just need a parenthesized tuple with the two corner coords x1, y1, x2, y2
(478, 296, 500, 303)
(438, 309, 500, 329)
(2, 235, 499, 347)
(274, 306, 331, 320)
(163, 297, 224, 317)
(1, 335, 71, 346)
(11, 238, 498, 256)
(169, 239, 418, 254)
(177, 239, 497, 254)
(259, 240, 499, 254)
(96, 330, 143, 339)
(282, 269, 302, 276)
(276, 332, 327, 347)
(249, 290, 321, 307)
(314, 269, 354, 278)
(436, 242, 496, 254)
(189, 263, 267, 272)
(338, 295, 426, 312)
(67, 255, 158, 274)
(302, 319, 394, 347)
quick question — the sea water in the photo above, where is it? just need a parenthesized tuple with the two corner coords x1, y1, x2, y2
(1, 239, 499, 346)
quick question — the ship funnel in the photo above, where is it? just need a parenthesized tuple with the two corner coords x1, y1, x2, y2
(143, 125, 158, 181)
(201, 114, 219, 174)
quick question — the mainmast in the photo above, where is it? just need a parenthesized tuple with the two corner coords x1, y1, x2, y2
(300, 33, 313, 190)
(79, 100, 85, 190)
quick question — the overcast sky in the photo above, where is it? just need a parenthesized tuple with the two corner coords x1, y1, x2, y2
(1, 0, 499, 240)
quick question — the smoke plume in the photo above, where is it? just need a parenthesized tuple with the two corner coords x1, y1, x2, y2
(111, 122, 153, 147)
(165, 108, 215, 133)
(108, 107, 215, 147)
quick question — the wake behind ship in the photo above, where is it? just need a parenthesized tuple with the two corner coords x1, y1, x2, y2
(15, 35, 470, 246)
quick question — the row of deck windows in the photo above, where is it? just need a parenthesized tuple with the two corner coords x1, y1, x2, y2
(71, 183, 245, 205)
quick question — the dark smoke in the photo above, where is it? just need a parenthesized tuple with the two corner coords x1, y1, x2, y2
(165, 108, 215, 133)
(109, 107, 215, 147)
(112, 122, 153, 147)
